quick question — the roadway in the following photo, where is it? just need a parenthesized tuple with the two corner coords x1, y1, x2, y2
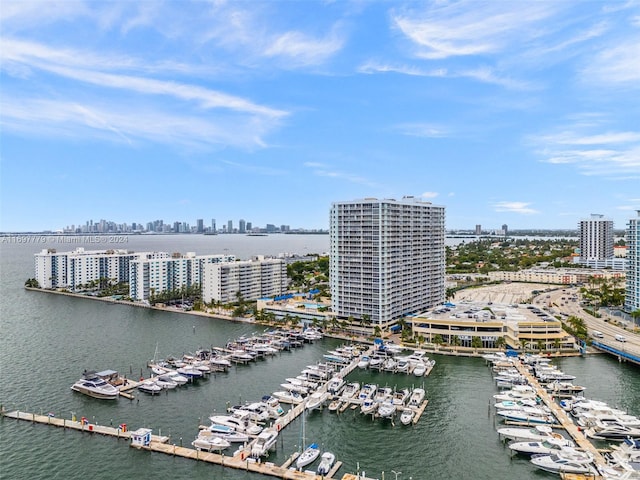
(532, 286, 640, 362)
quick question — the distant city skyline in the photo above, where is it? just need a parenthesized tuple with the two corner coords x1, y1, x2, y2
(1, 2, 638, 232)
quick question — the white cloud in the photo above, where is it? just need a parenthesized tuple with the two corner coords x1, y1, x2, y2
(304, 163, 378, 187)
(263, 30, 344, 67)
(396, 123, 450, 138)
(493, 201, 539, 215)
(421, 191, 439, 199)
(582, 38, 640, 87)
(392, 2, 561, 60)
(531, 125, 640, 178)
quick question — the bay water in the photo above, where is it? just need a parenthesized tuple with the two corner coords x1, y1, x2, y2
(1, 235, 638, 480)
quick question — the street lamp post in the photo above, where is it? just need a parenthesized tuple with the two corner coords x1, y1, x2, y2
(391, 470, 402, 480)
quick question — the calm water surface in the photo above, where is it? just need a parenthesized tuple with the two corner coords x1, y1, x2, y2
(1, 235, 638, 480)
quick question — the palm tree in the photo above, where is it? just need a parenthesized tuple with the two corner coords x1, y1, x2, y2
(495, 336, 506, 350)
(471, 336, 482, 350)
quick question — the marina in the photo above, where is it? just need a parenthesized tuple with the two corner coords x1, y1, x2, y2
(2, 235, 639, 480)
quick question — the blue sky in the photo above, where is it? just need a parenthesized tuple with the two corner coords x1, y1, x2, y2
(1, 1, 639, 232)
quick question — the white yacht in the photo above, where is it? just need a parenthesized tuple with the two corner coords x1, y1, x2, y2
(204, 424, 250, 443)
(176, 365, 204, 379)
(585, 421, 640, 441)
(496, 408, 557, 425)
(250, 428, 279, 458)
(392, 388, 410, 406)
(209, 411, 263, 435)
(317, 452, 336, 476)
(296, 443, 320, 470)
(357, 355, 371, 369)
(412, 362, 427, 377)
(163, 370, 188, 385)
(509, 438, 574, 456)
(357, 384, 377, 402)
(374, 387, 393, 403)
(497, 425, 574, 444)
(530, 449, 595, 475)
(361, 399, 377, 415)
(70, 372, 119, 400)
(326, 376, 345, 395)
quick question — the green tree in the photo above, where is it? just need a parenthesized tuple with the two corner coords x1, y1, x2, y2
(495, 337, 506, 349)
(24, 278, 40, 288)
(471, 336, 482, 349)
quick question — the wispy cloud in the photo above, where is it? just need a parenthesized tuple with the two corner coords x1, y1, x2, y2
(392, 2, 562, 60)
(581, 38, 640, 87)
(531, 125, 640, 179)
(0, 98, 277, 149)
(395, 123, 450, 138)
(263, 30, 345, 67)
(303, 162, 378, 187)
(220, 160, 287, 176)
(493, 201, 539, 215)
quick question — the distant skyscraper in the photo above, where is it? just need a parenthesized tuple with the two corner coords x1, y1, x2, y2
(579, 214, 614, 261)
(239, 219, 246, 233)
(502, 224, 508, 236)
(211, 219, 216, 232)
(330, 196, 445, 328)
(266, 224, 276, 233)
(626, 211, 640, 313)
(475, 224, 482, 235)
(227, 220, 233, 233)
(246, 221, 252, 232)
(197, 219, 204, 233)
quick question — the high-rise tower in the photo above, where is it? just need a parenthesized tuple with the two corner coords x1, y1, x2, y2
(330, 197, 445, 329)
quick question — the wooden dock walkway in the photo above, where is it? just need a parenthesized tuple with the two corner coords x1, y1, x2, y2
(512, 361, 607, 468)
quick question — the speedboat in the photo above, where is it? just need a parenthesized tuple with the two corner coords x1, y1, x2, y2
(137, 379, 163, 395)
(400, 408, 415, 425)
(163, 370, 188, 385)
(326, 376, 345, 395)
(70, 372, 119, 400)
(494, 399, 539, 411)
(530, 449, 595, 475)
(272, 390, 305, 404)
(250, 428, 278, 458)
(509, 438, 574, 456)
(361, 399, 377, 415)
(154, 375, 178, 389)
(261, 395, 285, 417)
(496, 407, 557, 425)
(296, 443, 320, 470)
(358, 384, 377, 401)
(328, 399, 341, 412)
(357, 356, 371, 369)
(382, 358, 397, 372)
(395, 358, 410, 373)
(317, 451, 335, 476)
(342, 382, 360, 399)
(497, 425, 573, 444)
(192, 431, 231, 452)
(306, 391, 329, 411)
(377, 400, 396, 419)
(374, 387, 393, 403)
(412, 362, 427, 377)
(408, 388, 425, 407)
(585, 421, 640, 441)
(392, 388, 410, 406)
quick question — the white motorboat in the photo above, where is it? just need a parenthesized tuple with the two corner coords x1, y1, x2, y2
(357, 356, 371, 369)
(392, 388, 410, 406)
(509, 438, 574, 456)
(250, 428, 279, 458)
(497, 425, 573, 444)
(326, 376, 345, 395)
(150, 364, 167, 375)
(342, 382, 360, 399)
(361, 399, 377, 415)
(204, 424, 250, 443)
(328, 399, 341, 412)
(296, 443, 320, 470)
(137, 379, 163, 395)
(530, 449, 595, 475)
(358, 384, 377, 401)
(192, 431, 231, 452)
(281, 383, 309, 395)
(306, 391, 329, 411)
(70, 372, 119, 400)
(400, 408, 415, 425)
(261, 395, 285, 417)
(607, 438, 640, 465)
(496, 408, 557, 425)
(317, 451, 336, 476)
(209, 411, 263, 435)
(395, 358, 410, 373)
(494, 399, 539, 411)
(408, 388, 425, 407)
(374, 387, 393, 403)
(377, 400, 396, 419)
(154, 375, 178, 389)
(272, 390, 305, 404)
(163, 370, 188, 385)
(412, 362, 427, 377)
(585, 421, 640, 441)
(382, 358, 397, 372)
(228, 402, 272, 423)
(407, 350, 428, 365)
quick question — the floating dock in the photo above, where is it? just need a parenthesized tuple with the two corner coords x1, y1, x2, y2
(512, 361, 607, 469)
